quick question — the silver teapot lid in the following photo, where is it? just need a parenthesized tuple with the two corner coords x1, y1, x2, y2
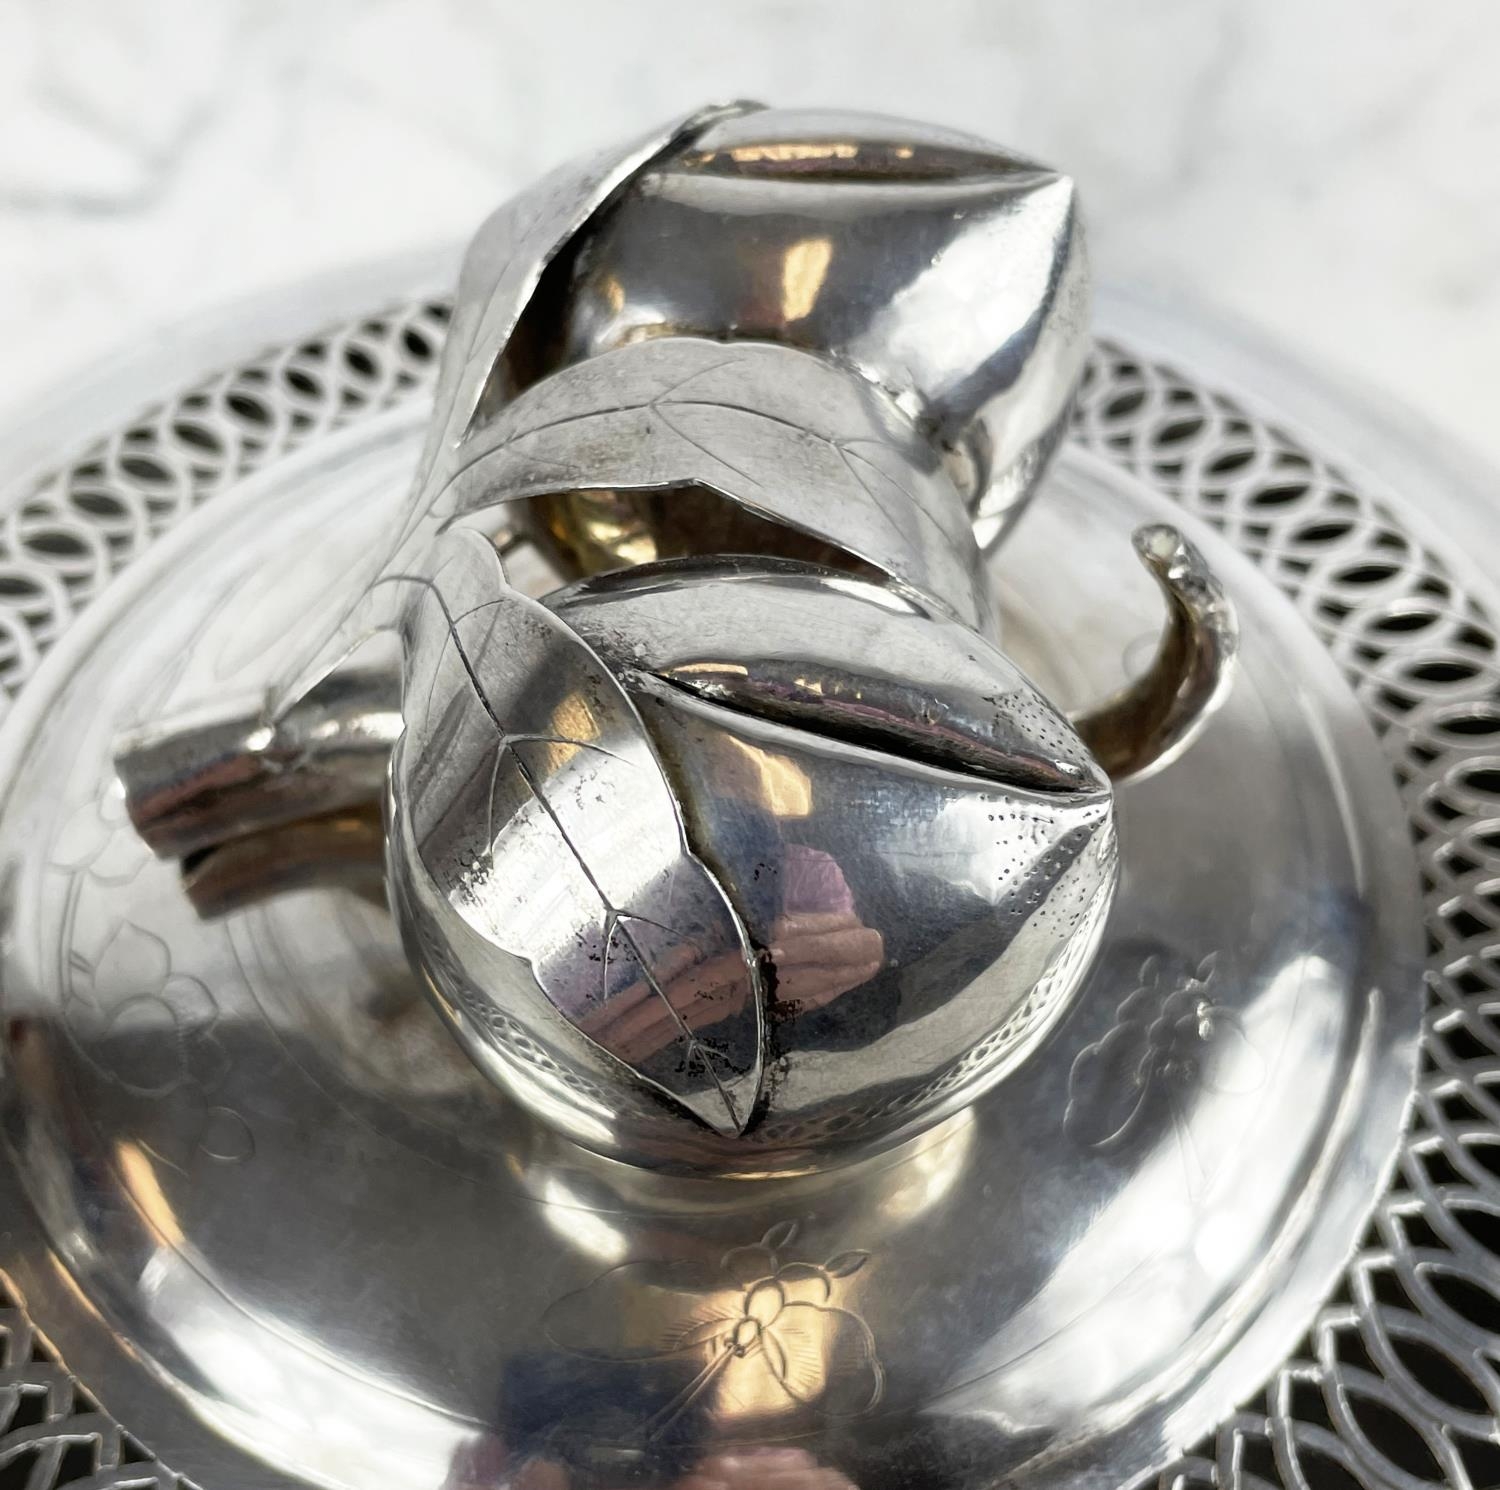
(0, 104, 1441, 1490)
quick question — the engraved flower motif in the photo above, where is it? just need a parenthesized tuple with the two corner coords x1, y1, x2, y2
(69, 920, 225, 1098)
(542, 1221, 882, 1438)
(63, 918, 251, 1162)
(1064, 951, 1263, 1156)
(52, 784, 148, 886)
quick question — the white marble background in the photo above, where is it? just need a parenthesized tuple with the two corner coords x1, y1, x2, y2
(1, 0, 1496, 462)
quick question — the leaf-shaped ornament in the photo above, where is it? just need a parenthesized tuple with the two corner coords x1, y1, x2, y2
(392, 528, 764, 1135)
(417, 102, 760, 509)
(269, 102, 759, 716)
(431, 336, 991, 633)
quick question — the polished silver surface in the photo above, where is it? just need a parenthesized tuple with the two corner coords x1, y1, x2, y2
(0, 256, 1475, 1487)
(108, 109, 1152, 1170)
(0, 104, 1449, 1490)
(1071, 524, 1238, 783)
(302, 99, 1088, 678)
(562, 108, 1089, 541)
(0, 361, 1420, 1490)
(115, 656, 401, 862)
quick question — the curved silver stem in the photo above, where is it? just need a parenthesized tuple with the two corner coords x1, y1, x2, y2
(114, 659, 400, 861)
(1072, 523, 1239, 782)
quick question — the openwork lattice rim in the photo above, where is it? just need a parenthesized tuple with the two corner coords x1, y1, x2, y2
(0, 292, 1495, 1490)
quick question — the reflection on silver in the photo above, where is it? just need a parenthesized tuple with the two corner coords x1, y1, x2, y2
(116, 653, 401, 860)
(0, 263, 1429, 1490)
(113, 107, 1232, 1170)
(1072, 524, 1239, 782)
(563, 108, 1091, 537)
(0, 99, 1427, 1490)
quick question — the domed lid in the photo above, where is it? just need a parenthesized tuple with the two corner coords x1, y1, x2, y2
(0, 108, 1436, 1490)
(0, 425, 1419, 1490)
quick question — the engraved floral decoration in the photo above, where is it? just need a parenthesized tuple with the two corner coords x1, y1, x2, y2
(50, 783, 253, 1164)
(51, 785, 150, 888)
(65, 922, 222, 1098)
(542, 1220, 882, 1439)
(1063, 951, 1264, 1162)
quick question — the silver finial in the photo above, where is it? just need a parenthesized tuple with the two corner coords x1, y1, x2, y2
(115, 104, 1234, 1171)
